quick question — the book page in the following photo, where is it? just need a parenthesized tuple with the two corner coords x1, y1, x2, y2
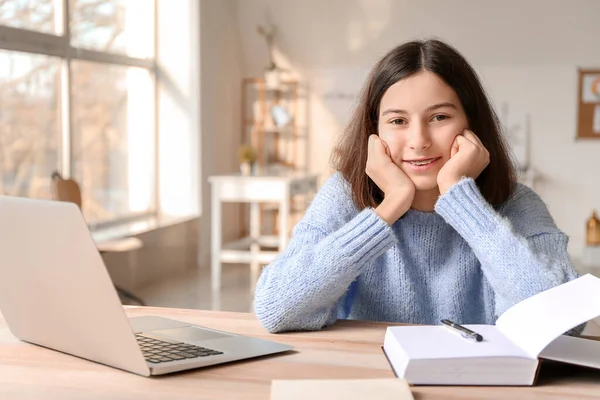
(539, 335, 600, 369)
(496, 274, 600, 357)
(270, 378, 413, 400)
(387, 325, 532, 359)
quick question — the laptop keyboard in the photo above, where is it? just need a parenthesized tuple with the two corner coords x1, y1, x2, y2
(136, 333, 224, 364)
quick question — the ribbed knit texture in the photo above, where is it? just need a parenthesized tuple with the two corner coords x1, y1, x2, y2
(253, 173, 580, 333)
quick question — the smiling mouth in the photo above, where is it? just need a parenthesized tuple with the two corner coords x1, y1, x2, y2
(405, 158, 440, 166)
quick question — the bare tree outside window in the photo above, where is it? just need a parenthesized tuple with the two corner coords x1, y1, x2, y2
(0, 50, 60, 199)
(71, 0, 153, 59)
(69, 1, 155, 224)
(71, 60, 154, 224)
(0, 0, 56, 34)
(0, 0, 155, 225)
(0, 0, 60, 199)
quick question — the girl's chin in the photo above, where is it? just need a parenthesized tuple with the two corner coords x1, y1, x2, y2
(409, 177, 440, 192)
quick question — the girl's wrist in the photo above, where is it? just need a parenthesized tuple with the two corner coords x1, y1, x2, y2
(375, 196, 409, 225)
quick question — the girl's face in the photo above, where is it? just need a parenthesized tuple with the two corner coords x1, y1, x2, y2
(377, 71, 469, 192)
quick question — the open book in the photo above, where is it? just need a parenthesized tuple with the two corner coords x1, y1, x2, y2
(383, 274, 600, 385)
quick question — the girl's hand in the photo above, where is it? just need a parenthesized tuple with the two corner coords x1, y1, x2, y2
(437, 129, 490, 195)
(366, 134, 415, 224)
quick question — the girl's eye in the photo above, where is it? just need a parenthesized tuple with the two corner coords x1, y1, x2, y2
(390, 118, 406, 125)
(432, 114, 448, 122)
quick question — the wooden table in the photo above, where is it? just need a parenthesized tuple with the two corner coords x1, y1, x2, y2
(1, 307, 599, 399)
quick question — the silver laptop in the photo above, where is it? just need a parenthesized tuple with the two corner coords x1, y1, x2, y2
(0, 195, 292, 376)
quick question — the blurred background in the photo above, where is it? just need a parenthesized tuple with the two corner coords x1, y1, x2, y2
(2, 0, 600, 315)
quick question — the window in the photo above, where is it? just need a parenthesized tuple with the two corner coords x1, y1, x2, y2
(70, 0, 154, 58)
(0, 0, 171, 226)
(0, 0, 58, 34)
(0, 50, 60, 199)
(71, 61, 155, 223)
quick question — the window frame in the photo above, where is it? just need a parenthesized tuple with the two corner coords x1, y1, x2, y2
(0, 0, 160, 229)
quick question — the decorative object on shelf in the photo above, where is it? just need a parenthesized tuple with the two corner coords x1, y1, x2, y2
(583, 210, 600, 268)
(270, 104, 292, 127)
(238, 144, 257, 176)
(576, 69, 600, 139)
(257, 23, 284, 89)
(587, 210, 600, 246)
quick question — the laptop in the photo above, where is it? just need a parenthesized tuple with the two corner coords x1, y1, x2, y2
(0, 195, 293, 376)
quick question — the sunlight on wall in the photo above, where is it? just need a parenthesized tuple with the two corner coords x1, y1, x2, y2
(159, 88, 193, 215)
(124, 0, 198, 217)
(157, 0, 197, 216)
(126, 2, 154, 213)
(126, 68, 154, 213)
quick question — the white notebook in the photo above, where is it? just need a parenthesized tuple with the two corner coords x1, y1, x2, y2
(383, 274, 600, 385)
(270, 378, 413, 400)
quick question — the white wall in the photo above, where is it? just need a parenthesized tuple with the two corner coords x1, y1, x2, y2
(235, 0, 600, 257)
(157, 0, 200, 217)
(198, 0, 244, 265)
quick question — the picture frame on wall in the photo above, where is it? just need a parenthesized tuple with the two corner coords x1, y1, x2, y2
(576, 68, 600, 139)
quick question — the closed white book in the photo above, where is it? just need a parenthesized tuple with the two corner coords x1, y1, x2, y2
(383, 274, 600, 385)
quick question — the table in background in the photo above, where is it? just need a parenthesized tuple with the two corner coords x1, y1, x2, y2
(1, 307, 600, 399)
(208, 170, 318, 297)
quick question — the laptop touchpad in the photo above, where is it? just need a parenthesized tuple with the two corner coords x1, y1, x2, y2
(150, 326, 232, 343)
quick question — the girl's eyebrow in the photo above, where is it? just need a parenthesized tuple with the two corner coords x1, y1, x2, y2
(381, 102, 457, 116)
(425, 102, 457, 113)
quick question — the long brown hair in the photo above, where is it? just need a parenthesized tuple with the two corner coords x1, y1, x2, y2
(331, 39, 516, 210)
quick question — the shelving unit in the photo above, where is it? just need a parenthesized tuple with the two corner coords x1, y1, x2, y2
(241, 78, 307, 171)
(240, 78, 311, 237)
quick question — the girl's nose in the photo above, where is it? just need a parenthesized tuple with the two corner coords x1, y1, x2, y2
(407, 124, 431, 151)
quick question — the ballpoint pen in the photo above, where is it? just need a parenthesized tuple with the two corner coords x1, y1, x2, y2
(441, 319, 484, 342)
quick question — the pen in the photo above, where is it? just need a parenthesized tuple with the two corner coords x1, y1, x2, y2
(441, 319, 484, 342)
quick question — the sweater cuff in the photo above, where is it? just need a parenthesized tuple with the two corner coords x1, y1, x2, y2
(335, 208, 398, 266)
(434, 177, 499, 238)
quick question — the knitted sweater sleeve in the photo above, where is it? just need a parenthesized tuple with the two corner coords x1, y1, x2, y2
(434, 178, 580, 318)
(253, 173, 397, 333)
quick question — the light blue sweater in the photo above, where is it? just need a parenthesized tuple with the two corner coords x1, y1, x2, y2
(254, 173, 580, 333)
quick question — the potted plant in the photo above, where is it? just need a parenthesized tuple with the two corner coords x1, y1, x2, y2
(238, 144, 257, 176)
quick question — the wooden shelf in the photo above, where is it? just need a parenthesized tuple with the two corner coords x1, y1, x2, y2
(247, 82, 295, 92)
(240, 77, 309, 237)
(242, 77, 301, 168)
(220, 235, 282, 264)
